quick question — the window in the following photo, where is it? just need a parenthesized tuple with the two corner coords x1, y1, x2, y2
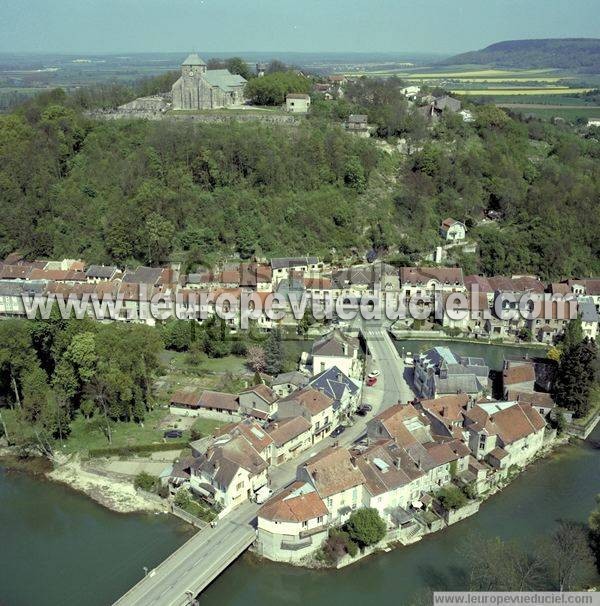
(302, 520, 308, 528)
(317, 516, 323, 524)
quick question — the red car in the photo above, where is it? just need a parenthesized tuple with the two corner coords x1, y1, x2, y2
(366, 376, 378, 387)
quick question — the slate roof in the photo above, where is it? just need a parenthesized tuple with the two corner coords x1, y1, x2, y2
(182, 53, 206, 66)
(85, 265, 117, 279)
(203, 69, 247, 92)
(272, 371, 310, 388)
(312, 330, 358, 358)
(121, 266, 164, 285)
(308, 366, 359, 410)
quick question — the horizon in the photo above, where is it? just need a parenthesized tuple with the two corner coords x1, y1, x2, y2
(1, 0, 599, 55)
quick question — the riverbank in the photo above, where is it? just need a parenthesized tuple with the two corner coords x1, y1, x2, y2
(0, 448, 166, 514)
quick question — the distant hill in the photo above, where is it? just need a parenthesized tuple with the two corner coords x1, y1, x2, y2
(440, 38, 600, 72)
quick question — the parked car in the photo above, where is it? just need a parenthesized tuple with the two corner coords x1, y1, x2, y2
(164, 429, 183, 439)
(331, 425, 346, 438)
(366, 376, 377, 387)
(368, 370, 380, 378)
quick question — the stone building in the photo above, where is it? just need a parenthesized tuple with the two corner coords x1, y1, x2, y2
(171, 53, 247, 110)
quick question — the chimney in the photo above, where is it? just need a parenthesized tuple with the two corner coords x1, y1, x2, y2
(442, 406, 449, 418)
(343, 343, 348, 356)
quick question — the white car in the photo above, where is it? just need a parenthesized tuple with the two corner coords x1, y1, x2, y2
(368, 370, 380, 378)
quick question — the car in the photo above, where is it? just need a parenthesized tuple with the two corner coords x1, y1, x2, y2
(366, 376, 377, 387)
(163, 429, 183, 439)
(361, 403, 373, 412)
(368, 370, 380, 378)
(356, 408, 368, 416)
(331, 425, 346, 438)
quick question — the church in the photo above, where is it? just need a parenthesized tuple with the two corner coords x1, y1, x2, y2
(171, 54, 247, 110)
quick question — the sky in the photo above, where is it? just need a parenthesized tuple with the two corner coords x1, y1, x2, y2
(0, 0, 599, 55)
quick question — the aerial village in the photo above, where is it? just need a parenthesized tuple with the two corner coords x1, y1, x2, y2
(0, 242, 598, 566)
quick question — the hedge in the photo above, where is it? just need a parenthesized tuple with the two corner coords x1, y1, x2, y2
(88, 440, 188, 458)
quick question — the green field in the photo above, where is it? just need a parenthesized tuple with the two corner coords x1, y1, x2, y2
(505, 106, 600, 121)
(452, 87, 592, 96)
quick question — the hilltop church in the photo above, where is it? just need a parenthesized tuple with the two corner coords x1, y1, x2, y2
(171, 53, 247, 110)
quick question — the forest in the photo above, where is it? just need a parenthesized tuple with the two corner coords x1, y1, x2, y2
(441, 38, 600, 72)
(0, 75, 599, 280)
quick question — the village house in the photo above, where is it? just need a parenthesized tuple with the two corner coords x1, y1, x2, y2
(238, 384, 279, 421)
(345, 114, 370, 137)
(413, 347, 489, 399)
(276, 387, 335, 444)
(463, 401, 546, 473)
(308, 365, 361, 421)
(311, 330, 361, 378)
(190, 432, 268, 513)
(270, 256, 321, 284)
(265, 416, 312, 465)
(169, 389, 240, 421)
(256, 481, 329, 562)
(501, 360, 536, 399)
(271, 371, 310, 398)
(297, 446, 365, 524)
(85, 264, 119, 283)
(439, 218, 466, 241)
(526, 298, 579, 343)
(400, 267, 466, 308)
(285, 93, 311, 113)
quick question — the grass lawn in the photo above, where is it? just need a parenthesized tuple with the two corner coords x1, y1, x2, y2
(573, 385, 600, 427)
(155, 350, 248, 401)
(62, 407, 169, 454)
(57, 407, 224, 455)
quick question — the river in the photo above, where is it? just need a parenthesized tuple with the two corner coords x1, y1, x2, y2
(1, 426, 598, 606)
(0, 469, 195, 606)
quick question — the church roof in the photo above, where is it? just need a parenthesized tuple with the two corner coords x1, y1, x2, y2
(182, 53, 206, 66)
(204, 69, 247, 91)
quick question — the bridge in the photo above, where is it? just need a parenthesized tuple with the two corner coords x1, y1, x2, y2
(113, 501, 258, 606)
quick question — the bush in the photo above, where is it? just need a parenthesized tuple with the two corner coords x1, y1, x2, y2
(438, 485, 468, 510)
(345, 508, 386, 547)
(134, 471, 157, 492)
(322, 528, 358, 564)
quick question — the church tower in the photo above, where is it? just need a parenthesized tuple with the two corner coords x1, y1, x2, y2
(181, 53, 207, 78)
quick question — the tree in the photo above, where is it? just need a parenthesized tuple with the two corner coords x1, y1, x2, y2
(555, 338, 598, 418)
(134, 472, 158, 492)
(163, 320, 192, 351)
(543, 520, 596, 591)
(562, 318, 584, 350)
(437, 485, 468, 510)
(244, 71, 311, 106)
(345, 507, 386, 547)
(263, 328, 283, 375)
(246, 346, 267, 373)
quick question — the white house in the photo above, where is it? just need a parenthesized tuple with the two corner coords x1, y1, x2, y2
(311, 330, 360, 378)
(285, 93, 311, 113)
(440, 218, 466, 241)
